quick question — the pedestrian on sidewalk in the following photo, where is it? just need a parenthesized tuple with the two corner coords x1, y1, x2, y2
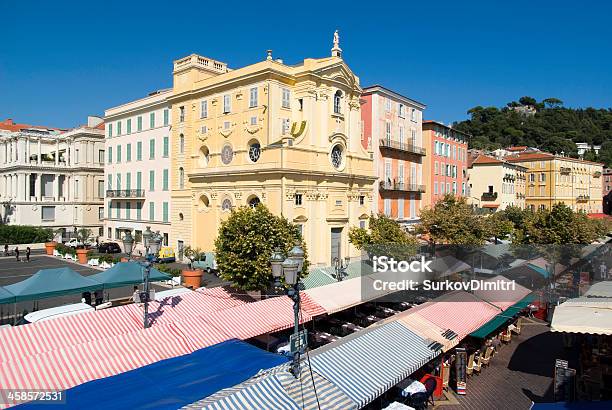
(4, 244, 8, 256)
(26, 247, 31, 262)
(15, 246, 19, 262)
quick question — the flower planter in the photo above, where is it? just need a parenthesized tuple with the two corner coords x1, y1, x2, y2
(44, 241, 57, 255)
(76, 249, 89, 264)
(181, 269, 203, 289)
(120, 257, 129, 262)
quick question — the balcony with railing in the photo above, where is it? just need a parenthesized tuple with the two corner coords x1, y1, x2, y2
(503, 173, 516, 181)
(379, 181, 426, 193)
(106, 189, 145, 199)
(593, 171, 602, 178)
(560, 167, 571, 174)
(576, 194, 590, 202)
(379, 139, 426, 156)
(481, 192, 498, 201)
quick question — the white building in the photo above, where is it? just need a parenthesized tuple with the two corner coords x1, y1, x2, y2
(576, 142, 601, 157)
(0, 117, 106, 238)
(104, 90, 172, 252)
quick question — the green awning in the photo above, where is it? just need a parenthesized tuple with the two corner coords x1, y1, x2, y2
(0, 286, 15, 304)
(469, 294, 535, 339)
(3, 267, 102, 303)
(88, 262, 170, 289)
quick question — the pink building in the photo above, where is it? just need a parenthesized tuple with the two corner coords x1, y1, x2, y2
(361, 86, 426, 227)
(422, 120, 469, 207)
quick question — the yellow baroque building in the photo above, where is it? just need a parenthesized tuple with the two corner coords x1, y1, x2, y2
(169, 45, 375, 267)
(506, 151, 603, 213)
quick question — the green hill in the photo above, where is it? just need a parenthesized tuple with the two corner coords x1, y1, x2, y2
(452, 96, 612, 166)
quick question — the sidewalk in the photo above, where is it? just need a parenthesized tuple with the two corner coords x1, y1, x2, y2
(437, 319, 570, 410)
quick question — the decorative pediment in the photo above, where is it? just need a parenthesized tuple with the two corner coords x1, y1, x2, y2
(293, 215, 308, 223)
(328, 132, 348, 145)
(358, 213, 369, 220)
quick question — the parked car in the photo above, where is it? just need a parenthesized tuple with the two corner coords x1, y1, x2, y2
(192, 252, 218, 273)
(98, 242, 122, 254)
(23, 303, 95, 324)
(65, 238, 94, 248)
(156, 246, 176, 263)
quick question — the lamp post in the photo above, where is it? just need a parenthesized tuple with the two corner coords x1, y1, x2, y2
(333, 256, 350, 281)
(270, 242, 305, 378)
(122, 227, 162, 329)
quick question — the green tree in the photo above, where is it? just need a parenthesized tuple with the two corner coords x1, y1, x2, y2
(214, 204, 308, 291)
(349, 214, 418, 258)
(417, 194, 489, 245)
(519, 96, 537, 106)
(484, 212, 514, 244)
(543, 98, 563, 108)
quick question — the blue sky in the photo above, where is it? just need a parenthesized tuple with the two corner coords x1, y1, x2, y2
(2, 0, 611, 129)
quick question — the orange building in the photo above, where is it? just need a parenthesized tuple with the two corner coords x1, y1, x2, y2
(361, 86, 426, 227)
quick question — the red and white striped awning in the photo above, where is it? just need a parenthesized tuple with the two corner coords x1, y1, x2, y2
(0, 305, 141, 363)
(202, 293, 326, 340)
(409, 291, 501, 339)
(122, 286, 251, 326)
(1, 324, 193, 392)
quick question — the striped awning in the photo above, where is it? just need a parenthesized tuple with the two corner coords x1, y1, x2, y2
(308, 322, 437, 407)
(186, 358, 356, 410)
(409, 291, 502, 339)
(200, 293, 325, 340)
(196, 374, 299, 410)
(394, 313, 459, 352)
(122, 287, 251, 326)
(1, 324, 194, 392)
(472, 275, 532, 310)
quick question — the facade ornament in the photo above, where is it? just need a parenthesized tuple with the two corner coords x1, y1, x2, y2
(234, 192, 242, 199)
(290, 121, 307, 138)
(331, 30, 342, 58)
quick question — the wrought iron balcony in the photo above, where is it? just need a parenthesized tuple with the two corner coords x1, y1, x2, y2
(576, 194, 590, 202)
(106, 189, 145, 199)
(379, 139, 426, 156)
(503, 173, 516, 181)
(379, 181, 426, 193)
(481, 192, 498, 201)
(593, 171, 602, 178)
(560, 167, 571, 174)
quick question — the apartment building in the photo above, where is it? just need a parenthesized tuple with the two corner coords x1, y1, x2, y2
(422, 121, 469, 208)
(361, 85, 426, 227)
(104, 90, 172, 251)
(506, 152, 603, 213)
(169, 38, 375, 266)
(0, 117, 105, 237)
(467, 153, 527, 211)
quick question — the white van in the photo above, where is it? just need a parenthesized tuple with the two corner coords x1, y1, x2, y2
(23, 303, 95, 324)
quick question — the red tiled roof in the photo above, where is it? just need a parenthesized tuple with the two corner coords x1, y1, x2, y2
(0, 118, 64, 132)
(470, 154, 503, 166)
(506, 146, 528, 151)
(506, 152, 603, 166)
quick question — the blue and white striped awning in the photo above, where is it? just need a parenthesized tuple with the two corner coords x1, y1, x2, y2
(188, 362, 356, 410)
(194, 374, 299, 410)
(309, 321, 438, 407)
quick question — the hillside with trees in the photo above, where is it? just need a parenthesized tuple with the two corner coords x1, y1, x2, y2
(453, 97, 612, 166)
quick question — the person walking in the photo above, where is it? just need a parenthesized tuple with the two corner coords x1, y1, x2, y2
(4, 244, 8, 256)
(14, 246, 19, 262)
(25, 247, 31, 262)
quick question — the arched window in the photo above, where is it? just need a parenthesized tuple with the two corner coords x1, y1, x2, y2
(248, 140, 261, 163)
(179, 167, 184, 189)
(179, 134, 185, 154)
(333, 90, 342, 114)
(199, 146, 209, 168)
(248, 196, 260, 208)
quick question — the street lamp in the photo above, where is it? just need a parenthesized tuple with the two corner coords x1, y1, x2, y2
(122, 227, 162, 329)
(270, 241, 305, 378)
(122, 231, 134, 256)
(333, 256, 350, 281)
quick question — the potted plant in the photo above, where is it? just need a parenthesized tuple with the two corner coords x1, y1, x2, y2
(181, 245, 204, 289)
(75, 228, 92, 264)
(44, 229, 61, 255)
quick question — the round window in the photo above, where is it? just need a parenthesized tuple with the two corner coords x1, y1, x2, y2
(248, 142, 261, 163)
(331, 144, 344, 169)
(221, 198, 232, 211)
(221, 144, 233, 165)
